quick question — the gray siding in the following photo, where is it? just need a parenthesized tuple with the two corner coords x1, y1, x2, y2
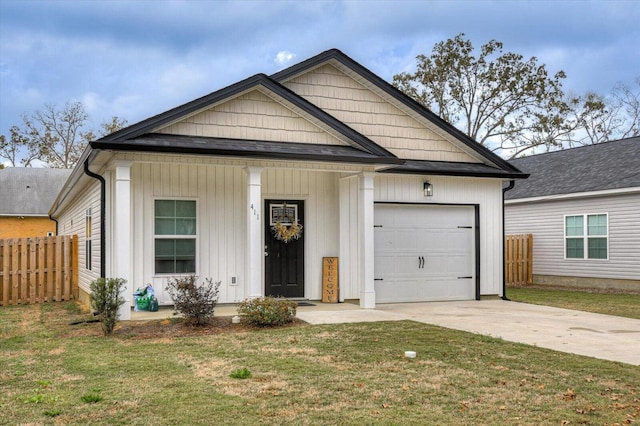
(505, 193, 640, 280)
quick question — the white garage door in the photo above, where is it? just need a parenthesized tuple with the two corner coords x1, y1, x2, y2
(374, 204, 476, 303)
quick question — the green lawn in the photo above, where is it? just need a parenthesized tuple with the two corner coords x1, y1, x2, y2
(507, 286, 640, 320)
(1, 302, 639, 425)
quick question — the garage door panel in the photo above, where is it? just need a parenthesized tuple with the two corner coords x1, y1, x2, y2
(375, 253, 419, 274)
(375, 279, 419, 302)
(375, 230, 418, 251)
(374, 204, 475, 303)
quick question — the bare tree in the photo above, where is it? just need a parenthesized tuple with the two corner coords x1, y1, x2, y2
(1, 101, 127, 168)
(0, 126, 39, 167)
(20, 101, 90, 168)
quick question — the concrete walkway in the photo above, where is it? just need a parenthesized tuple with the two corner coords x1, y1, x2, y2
(296, 300, 640, 366)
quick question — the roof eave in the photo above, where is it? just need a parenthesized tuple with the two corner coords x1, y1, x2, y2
(381, 167, 528, 179)
(90, 140, 403, 166)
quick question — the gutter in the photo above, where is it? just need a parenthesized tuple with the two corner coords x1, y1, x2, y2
(84, 158, 106, 279)
(502, 180, 515, 301)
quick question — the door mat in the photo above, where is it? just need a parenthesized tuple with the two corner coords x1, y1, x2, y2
(296, 302, 316, 307)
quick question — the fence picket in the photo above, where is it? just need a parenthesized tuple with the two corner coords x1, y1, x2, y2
(0, 236, 78, 306)
(11, 240, 20, 305)
(38, 237, 45, 303)
(1, 241, 9, 304)
(29, 238, 37, 303)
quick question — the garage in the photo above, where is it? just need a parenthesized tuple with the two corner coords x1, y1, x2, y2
(374, 204, 477, 303)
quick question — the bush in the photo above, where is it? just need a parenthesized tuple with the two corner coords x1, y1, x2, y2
(166, 275, 221, 326)
(89, 277, 127, 335)
(237, 297, 297, 326)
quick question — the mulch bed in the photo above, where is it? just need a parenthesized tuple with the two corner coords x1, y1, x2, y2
(67, 316, 307, 339)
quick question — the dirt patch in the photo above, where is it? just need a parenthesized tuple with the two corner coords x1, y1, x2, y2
(66, 316, 307, 339)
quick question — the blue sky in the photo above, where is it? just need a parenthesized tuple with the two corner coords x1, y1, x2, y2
(1, 0, 639, 149)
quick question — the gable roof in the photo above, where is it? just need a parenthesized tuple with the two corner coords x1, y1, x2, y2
(89, 49, 525, 178)
(94, 73, 396, 160)
(505, 136, 640, 200)
(271, 49, 522, 174)
(0, 168, 72, 216)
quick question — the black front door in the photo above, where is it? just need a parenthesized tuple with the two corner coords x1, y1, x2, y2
(265, 199, 304, 298)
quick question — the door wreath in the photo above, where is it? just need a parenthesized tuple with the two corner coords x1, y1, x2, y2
(272, 221, 303, 243)
(271, 203, 303, 243)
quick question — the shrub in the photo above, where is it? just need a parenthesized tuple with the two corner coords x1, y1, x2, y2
(237, 297, 297, 326)
(166, 275, 221, 326)
(89, 277, 126, 335)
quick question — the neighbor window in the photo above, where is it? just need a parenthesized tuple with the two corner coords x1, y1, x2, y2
(154, 200, 196, 274)
(564, 214, 608, 260)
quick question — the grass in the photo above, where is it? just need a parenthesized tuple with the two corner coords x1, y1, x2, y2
(507, 286, 640, 320)
(1, 302, 639, 425)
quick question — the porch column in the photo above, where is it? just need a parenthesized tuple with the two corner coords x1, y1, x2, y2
(244, 166, 264, 299)
(359, 172, 376, 308)
(114, 160, 132, 320)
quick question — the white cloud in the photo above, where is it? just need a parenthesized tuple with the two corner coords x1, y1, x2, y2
(274, 51, 295, 67)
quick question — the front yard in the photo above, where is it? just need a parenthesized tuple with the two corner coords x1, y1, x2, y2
(1, 301, 638, 425)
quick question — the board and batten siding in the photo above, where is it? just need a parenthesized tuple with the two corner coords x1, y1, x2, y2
(282, 64, 478, 163)
(505, 193, 640, 280)
(56, 179, 102, 298)
(127, 159, 341, 304)
(339, 174, 505, 299)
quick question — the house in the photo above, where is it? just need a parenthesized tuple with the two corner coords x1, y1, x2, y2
(49, 49, 526, 319)
(0, 167, 71, 239)
(505, 137, 640, 291)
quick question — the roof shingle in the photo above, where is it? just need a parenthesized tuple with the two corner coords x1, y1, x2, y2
(0, 168, 72, 215)
(506, 137, 640, 200)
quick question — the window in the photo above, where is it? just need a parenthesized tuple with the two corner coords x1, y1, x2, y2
(86, 208, 92, 270)
(154, 200, 196, 274)
(565, 214, 608, 260)
(270, 203, 298, 225)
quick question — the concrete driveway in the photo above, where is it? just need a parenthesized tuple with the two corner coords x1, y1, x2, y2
(296, 300, 640, 365)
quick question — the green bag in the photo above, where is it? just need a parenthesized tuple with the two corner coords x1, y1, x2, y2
(136, 296, 151, 311)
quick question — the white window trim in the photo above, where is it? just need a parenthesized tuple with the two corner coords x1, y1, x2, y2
(563, 213, 609, 261)
(153, 198, 199, 276)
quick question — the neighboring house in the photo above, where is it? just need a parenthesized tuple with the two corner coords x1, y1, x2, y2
(505, 137, 640, 291)
(0, 167, 72, 239)
(49, 49, 526, 319)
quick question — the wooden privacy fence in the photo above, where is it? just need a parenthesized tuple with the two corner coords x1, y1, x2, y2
(505, 233, 533, 286)
(0, 235, 78, 306)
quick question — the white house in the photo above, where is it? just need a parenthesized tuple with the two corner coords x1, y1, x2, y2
(505, 137, 640, 291)
(50, 49, 526, 319)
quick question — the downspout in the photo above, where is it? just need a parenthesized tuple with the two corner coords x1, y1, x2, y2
(49, 215, 59, 235)
(84, 158, 106, 279)
(502, 180, 515, 301)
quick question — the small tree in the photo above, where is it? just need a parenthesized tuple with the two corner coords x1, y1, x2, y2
(166, 275, 221, 326)
(90, 277, 127, 335)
